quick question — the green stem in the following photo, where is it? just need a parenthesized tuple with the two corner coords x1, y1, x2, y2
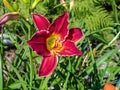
(62, 72, 70, 90)
(28, 25, 34, 90)
(40, 76, 50, 89)
(108, 31, 120, 46)
(0, 31, 3, 90)
(111, 0, 120, 31)
(100, 31, 120, 54)
(88, 38, 94, 62)
(29, 48, 34, 90)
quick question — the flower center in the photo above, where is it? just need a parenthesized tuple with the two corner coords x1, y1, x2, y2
(46, 34, 63, 54)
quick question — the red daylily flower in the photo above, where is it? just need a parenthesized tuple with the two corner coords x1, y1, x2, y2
(27, 12, 83, 77)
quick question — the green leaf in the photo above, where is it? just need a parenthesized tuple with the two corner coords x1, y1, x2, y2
(9, 82, 21, 89)
(86, 48, 119, 74)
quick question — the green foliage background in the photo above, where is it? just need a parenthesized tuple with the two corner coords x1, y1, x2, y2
(0, 0, 120, 90)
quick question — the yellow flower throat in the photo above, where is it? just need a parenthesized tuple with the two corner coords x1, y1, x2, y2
(46, 34, 63, 53)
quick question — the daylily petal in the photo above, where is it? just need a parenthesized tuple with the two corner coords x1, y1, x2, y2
(104, 83, 118, 90)
(27, 30, 50, 56)
(67, 28, 83, 42)
(39, 55, 58, 77)
(49, 12, 69, 41)
(32, 14, 50, 30)
(58, 40, 82, 56)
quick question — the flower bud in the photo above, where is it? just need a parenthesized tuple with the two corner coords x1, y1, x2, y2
(0, 12, 19, 24)
(0, 12, 19, 32)
(60, 0, 67, 9)
(23, 0, 30, 4)
(31, 0, 40, 10)
(70, 0, 74, 11)
(13, 1, 19, 11)
(3, 0, 15, 12)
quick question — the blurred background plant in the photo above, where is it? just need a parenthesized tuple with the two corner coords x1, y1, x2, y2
(0, 0, 120, 90)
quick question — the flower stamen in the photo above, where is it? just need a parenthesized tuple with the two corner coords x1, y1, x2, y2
(46, 34, 63, 54)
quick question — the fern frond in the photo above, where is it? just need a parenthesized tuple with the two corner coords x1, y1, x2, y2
(84, 7, 114, 30)
(92, 0, 111, 5)
(70, 0, 114, 31)
(72, 0, 94, 18)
